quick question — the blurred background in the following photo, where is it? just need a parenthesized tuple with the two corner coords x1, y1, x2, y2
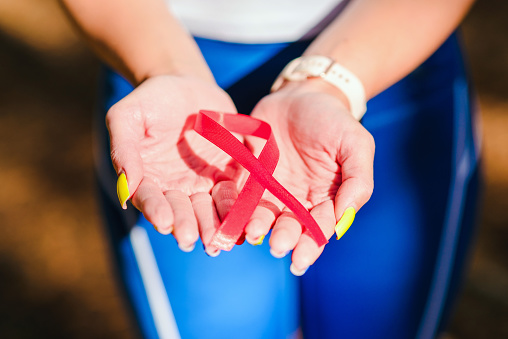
(0, 0, 506, 338)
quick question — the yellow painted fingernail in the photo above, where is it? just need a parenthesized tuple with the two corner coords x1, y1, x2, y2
(117, 173, 130, 209)
(253, 235, 265, 246)
(335, 207, 355, 240)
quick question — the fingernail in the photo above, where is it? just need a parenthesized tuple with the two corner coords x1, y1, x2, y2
(290, 263, 308, 276)
(252, 235, 265, 246)
(153, 225, 173, 235)
(270, 248, 290, 259)
(178, 243, 195, 253)
(117, 173, 130, 209)
(205, 247, 221, 257)
(335, 207, 356, 240)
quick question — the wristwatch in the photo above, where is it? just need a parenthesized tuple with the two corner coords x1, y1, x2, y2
(271, 56, 367, 120)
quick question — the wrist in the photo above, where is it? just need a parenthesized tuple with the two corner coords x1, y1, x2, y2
(133, 56, 215, 87)
(275, 78, 351, 111)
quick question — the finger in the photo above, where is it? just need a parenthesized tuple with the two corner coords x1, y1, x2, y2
(334, 131, 375, 237)
(290, 200, 336, 276)
(131, 178, 174, 234)
(268, 208, 301, 259)
(211, 181, 238, 221)
(106, 104, 145, 209)
(244, 196, 281, 246)
(190, 192, 221, 257)
(164, 190, 199, 252)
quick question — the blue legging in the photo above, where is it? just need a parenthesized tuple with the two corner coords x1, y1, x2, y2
(94, 32, 481, 339)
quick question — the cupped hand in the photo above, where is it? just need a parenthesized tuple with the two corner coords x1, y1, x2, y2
(243, 80, 375, 274)
(106, 75, 238, 252)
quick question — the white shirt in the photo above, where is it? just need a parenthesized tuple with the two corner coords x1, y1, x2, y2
(167, 0, 344, 43)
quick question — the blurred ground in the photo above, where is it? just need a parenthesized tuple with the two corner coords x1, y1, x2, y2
(0, 0, 506, 338)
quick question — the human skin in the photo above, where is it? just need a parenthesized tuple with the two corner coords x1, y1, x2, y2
(59, 0, 475, 269)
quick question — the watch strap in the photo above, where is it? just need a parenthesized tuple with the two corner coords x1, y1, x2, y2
(271, 56, 367, 120)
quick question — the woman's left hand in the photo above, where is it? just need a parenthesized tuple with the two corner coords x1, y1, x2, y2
(241, 80, 375, 275)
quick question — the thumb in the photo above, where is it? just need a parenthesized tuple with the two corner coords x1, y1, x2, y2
(334, 131, 375, 240)
(106, 106, 144, 209)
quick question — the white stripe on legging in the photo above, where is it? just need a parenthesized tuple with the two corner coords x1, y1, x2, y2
(416, 78, 476, 339)
(130, 225, 181, 339)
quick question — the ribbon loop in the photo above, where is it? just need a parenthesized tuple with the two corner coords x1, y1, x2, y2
(194, 110, 327, 250)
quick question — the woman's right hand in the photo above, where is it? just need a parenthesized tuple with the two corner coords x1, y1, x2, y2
(107, 75, 239, 254)
(242, 80, 375, 274)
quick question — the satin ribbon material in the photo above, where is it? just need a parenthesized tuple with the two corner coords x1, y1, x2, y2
(194, 110, 328, 251)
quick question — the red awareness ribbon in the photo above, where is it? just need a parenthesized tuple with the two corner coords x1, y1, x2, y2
(194, 110, 328, 251)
